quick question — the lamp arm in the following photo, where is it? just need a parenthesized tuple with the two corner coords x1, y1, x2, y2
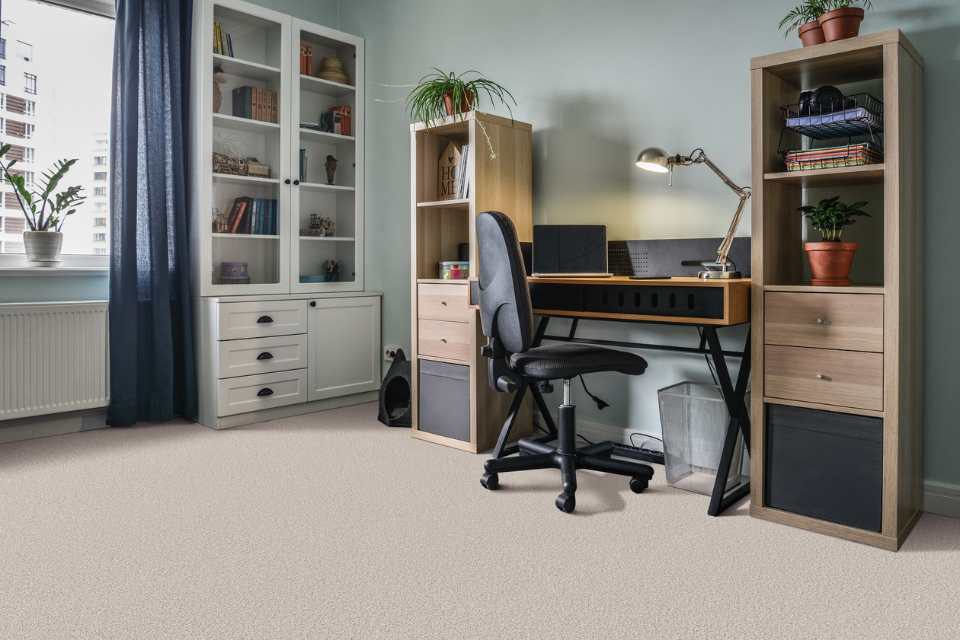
(682, 149, 752, 269)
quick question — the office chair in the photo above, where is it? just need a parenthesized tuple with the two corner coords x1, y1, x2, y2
(476, 211, 655, 513)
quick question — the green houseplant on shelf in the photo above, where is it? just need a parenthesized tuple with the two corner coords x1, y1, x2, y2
(800, 195, 870, 286)
(407, 68, 516, 125)
(818, 0, 872, 41)
(0, 144, 86, 266)
(779, 0, 827, 46)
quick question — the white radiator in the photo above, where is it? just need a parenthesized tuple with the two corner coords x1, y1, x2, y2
(0, 301, 109, 420)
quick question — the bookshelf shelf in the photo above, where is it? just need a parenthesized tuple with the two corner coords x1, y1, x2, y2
(299, 182, 354, 192)
(417, 198, 469, 209)
(213, 53, 281, 79)
(763, 164, 884, 186)
(299, 127, 355, 143)
(299, 235, 355, 241)
(299, 74, 355, 96)
(212, 233, 280, 240)
(213, 112, 280, 133)
(213, 172, 280, 185)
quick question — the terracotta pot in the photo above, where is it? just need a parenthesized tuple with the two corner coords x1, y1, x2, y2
(798, 20, 826, 47)
(805, 241, 858, 286)
(443, 90, 474, 116)
(818, 7, 864, 42)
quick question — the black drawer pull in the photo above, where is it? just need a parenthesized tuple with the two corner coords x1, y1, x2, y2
(257, 387, 274, 397)
(256, 352, 274, 360)
(256, 315, 273, 324)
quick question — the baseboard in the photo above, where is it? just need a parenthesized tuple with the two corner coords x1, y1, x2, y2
(924, 480, 960, 518)
(0, 409, 107, 444)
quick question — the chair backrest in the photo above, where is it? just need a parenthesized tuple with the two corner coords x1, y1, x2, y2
(476, 211, 533, 355)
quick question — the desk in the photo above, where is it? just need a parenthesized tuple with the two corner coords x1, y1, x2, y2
(527, 277, 751, 516)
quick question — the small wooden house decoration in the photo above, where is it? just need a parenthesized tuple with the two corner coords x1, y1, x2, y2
(437, 141, 461, 200)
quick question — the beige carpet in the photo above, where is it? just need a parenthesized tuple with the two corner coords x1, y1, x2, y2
(1, 402, 958, 640)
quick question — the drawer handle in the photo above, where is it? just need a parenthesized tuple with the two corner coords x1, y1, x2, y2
(256, 352, 274, 361)
(440, 301, 448, 306)
(440, 337, 448, 343)
(256, 315, 274, 324)
(815, 373, 832, 381)
(257, 387, 274, 397)
(815, 317, 830, 326)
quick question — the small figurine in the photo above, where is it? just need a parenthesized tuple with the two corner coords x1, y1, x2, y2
(325, 155, 337, 185)
(323, 259, 341, 282)
(212, 207, 229, 233)
(213, 64, 227, 113)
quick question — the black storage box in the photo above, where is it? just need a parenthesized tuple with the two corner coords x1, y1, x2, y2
(418, 359, 470, 442)
(765, 404, 882, 532)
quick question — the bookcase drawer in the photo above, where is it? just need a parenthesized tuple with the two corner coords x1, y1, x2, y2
(217, 300, 307, 340)
(218, 334, 308, 379)
(217, 369, 308, 417)
(418, 319, 472, 363)
(765, 292, 883, 352)
(418, 283, 472, 323)
(765, 345, 883, 412)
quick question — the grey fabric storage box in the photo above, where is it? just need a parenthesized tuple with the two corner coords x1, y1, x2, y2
(765, 404, 882, 532)
(418, 360, 470, 442)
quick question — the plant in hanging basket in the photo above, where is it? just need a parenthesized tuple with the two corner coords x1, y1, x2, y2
(799, 195, 870, 286)
(779, 0, 827, 46)
(407, 68, 516, 125)
(818, 0, 872, 42)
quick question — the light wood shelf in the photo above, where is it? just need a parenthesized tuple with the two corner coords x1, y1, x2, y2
(417, 199, 470, 209)
(763, 284, 884, 295)
(763, 164, 885, 186)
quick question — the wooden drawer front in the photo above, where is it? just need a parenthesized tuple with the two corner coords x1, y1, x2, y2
(417, 284, 472, 323)
(218, 334, 308, 379)
(217, 369, 308, 417)
(217, 300, 307, 340)
(418, 319, 472, 362)
(765, 292, 883, 352)
(765, 345, 883, 412)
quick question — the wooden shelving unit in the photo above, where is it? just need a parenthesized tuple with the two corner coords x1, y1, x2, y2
(750, 30, 923, 550)
(409, 112, 533, 452)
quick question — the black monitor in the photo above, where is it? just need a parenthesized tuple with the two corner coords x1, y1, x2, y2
(532, 225, 609, 276)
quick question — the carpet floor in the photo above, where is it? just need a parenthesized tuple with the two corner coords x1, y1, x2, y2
(1, 402, 958, 639)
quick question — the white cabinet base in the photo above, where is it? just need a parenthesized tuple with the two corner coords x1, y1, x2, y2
(204, 390, 379, 429)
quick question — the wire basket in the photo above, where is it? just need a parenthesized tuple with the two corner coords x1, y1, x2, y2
(784, 141, 883, 172)
(781, 92, 884, 140)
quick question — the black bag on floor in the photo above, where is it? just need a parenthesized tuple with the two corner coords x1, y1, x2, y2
(378, 348, 412, 428)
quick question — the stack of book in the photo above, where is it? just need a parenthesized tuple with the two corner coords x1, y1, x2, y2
(213, 21, 234, 57)
(232, 86, 278, 123)
(223, 197, 278, 235)
(454, 144, 472, 199)
(784, 142, 882, 171)
(299, 44, 313, 75)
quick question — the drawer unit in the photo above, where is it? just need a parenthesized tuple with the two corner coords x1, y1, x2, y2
(765, 292, 883, 352)
(217, 300, 308, 340)
(418, 318, 472, 362)
(417, 283, 473, 323)
(418, 359, 470, 442)
(765, 404, 882, 532)
(217, 369, 309, 417)
(764, 345, 883, 411)
(217, 334, 308, 379)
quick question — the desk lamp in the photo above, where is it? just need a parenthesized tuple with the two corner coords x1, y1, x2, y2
(635, 147, 751, 279)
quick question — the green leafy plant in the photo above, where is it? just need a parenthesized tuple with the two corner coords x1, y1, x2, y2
(0, 144, 86, 232)
(407, 68, 516, 125)
(799, 196, 870, 241)
(779, 0, 826, 36)
(822, 0, 872, 10)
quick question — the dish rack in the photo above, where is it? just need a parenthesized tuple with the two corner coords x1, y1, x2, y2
(778, 93, 884, 171)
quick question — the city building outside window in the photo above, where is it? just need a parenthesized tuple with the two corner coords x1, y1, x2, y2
(24, 72, 36, 94)
(0, 37, 6, 60)
(0, 64, 5, 86)
(16, 40, 32, 62)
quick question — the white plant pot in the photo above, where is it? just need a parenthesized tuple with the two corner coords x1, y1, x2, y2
(23, 231, 63, 266)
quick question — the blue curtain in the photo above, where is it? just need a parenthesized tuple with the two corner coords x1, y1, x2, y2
(108, 0, 197, 426)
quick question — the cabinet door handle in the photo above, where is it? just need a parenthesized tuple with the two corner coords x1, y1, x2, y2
(293, 179, 300, 185)
(256, 352, 274, 360)
(284, 178, 291, 185)
(257, 387, 274, 397)
(815, 317, 830, 325)
(256, 315, 274, 324)
(310, 301, 317, 307)
(440, 337, 448, 343)
(440, 301, 447, 306)
(815, 373, 831, 381)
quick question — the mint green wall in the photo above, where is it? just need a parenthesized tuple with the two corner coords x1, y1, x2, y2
(336, 0, 960, 486)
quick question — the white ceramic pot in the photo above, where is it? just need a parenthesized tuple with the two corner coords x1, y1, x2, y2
(23, 231, 63, 266)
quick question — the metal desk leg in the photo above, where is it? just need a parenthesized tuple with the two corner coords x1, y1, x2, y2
(703, 327, 751, 516)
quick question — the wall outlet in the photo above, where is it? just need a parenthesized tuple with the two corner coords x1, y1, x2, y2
(383, 345, 403, 362)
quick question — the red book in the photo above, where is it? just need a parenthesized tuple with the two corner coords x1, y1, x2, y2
(229, 199, 249, 233)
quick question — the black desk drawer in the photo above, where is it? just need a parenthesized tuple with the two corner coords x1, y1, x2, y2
(530, 284, 725, 319)
(765, 404, 882, 532)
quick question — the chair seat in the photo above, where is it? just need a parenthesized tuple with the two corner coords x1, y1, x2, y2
(509, 343, 647, 380)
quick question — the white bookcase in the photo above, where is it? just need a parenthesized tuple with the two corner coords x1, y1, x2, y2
(191, 0, 364, 297)
(190, 0, 378, 429)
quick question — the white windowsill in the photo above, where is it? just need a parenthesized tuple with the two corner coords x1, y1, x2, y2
(0, 255, 109, 276)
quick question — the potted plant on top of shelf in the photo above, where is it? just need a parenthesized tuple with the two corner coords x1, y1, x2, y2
(407, 69, 516, 125)
(799, 195, 870, 286)
(818, 0, 872, 42)
(779, 0, 827, 47)
(0, 144, 86, 266)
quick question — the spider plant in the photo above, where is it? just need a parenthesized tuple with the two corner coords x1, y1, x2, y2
(779, 0, 826, 36)
(799, 196, 870, 241)
(407, 69, 516, 125)
(0, 144, 86, 232)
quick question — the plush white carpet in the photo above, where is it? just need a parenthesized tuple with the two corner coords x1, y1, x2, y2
(0, 402, 957, 639)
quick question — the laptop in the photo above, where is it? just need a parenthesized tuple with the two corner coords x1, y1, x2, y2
(532, 225, 612, 277)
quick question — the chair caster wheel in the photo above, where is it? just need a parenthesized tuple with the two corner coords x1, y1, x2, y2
(481, 473, 499, 490)
(629, 476, 648, 494)
(555, 493, 575, 513)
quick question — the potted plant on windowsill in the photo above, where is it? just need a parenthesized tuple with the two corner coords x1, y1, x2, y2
(779, 0, 827, 47)
(799, 195, 870, 286)
(0, 144, 86, 266)
(818, 0, 872, 42)
(407, 68, 516, 125)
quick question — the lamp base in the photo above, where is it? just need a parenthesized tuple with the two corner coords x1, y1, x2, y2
(699, 270, 743, 279)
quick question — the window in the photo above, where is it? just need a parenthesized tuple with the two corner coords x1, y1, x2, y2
(0, 0, 114, 259)
(0, 65, 5, 86)
(3, 216, 24, 234)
